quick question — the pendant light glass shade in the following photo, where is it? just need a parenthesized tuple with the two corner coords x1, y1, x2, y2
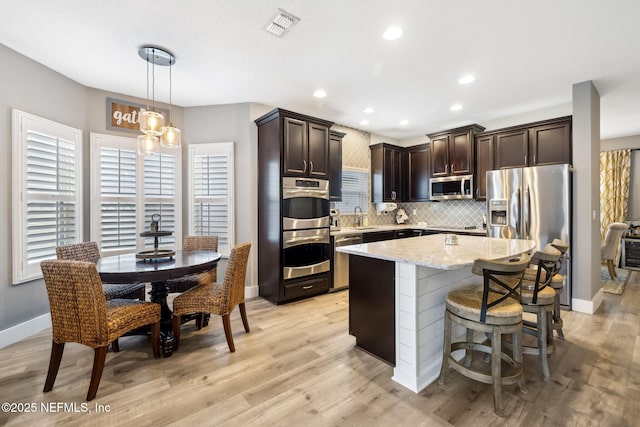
(140, 109, 165, 136)
(138, 134, 159, 155)
(161, 123, 181, 148)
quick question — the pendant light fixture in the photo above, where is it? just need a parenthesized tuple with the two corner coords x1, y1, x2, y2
(137, 46, 181, 155)
(160, 53, 181, 148)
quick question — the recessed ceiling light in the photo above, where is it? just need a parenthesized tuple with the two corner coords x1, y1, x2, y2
(458, 75, 475, 84)
(360, 120, 369, 126)
(363, 107, 374, 114)
(450, 104, 463, 111)
(382, 26, 403, 40)
(313, 89, 327, 98)
(399, 119, 409, 125)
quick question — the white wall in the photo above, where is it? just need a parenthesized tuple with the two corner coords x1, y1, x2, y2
(0, 44, 88, 331)
(183, 103, 259, 293)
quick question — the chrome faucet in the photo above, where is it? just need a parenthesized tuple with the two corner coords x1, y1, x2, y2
(354, 206, 363, 227)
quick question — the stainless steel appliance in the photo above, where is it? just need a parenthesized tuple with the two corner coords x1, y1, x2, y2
(282, 228, 330, 280)
(282, 177, 330, 230)
(429, 174, 474, 201)
(332, 233, 362, 291)
(487, 164, 572, 306)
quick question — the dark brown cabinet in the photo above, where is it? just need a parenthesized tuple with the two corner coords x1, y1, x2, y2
(490, 116, 572, 170)
(475, 135, 494, 200)
(255, 108, 334, 305)
(329, 130, 345, 201)
(370, 143, 406, 203)
(529, 120, 572, 166)
(407, 144, 431, 201)
(283, 117, 329, 178)
(428, 124, 485, 177)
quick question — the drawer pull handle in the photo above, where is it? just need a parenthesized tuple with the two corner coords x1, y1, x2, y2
(302, 285, 314, 290)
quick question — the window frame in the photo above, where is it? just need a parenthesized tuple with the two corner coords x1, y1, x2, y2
(187, 142, 235, 257)
(334, 166, 369, 215)
(90, 133, 182, 256)
(11, 109, 83, 284)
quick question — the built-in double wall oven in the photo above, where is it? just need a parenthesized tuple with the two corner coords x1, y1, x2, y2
(282, 177, 330, 281)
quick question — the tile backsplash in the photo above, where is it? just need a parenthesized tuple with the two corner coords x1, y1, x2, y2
(332, 124, 487, 229)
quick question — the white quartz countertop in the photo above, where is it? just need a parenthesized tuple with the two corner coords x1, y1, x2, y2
(336, 234, 535, 270)
(330, 224, 486, 237)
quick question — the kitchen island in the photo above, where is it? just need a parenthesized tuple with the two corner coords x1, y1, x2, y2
(337, 234, 535, 393)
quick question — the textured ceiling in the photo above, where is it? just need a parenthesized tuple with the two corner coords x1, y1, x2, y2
(1, 0, 639, 139)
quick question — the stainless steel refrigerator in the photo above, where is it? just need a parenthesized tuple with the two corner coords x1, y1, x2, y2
(486, 164, 572, 307)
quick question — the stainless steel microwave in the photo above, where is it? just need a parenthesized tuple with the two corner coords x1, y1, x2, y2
(429, 174, 474, 201)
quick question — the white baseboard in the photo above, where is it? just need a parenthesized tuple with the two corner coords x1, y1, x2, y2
(245, 285, 259, 299)
(0, 313, 51, 349)
(572, 288, 604, 314)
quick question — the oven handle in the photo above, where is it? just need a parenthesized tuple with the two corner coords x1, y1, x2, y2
(283, 235, 330, 249)
(283, 189, 329, 199)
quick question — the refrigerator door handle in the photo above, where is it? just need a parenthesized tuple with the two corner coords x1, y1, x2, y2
(524, 185, 531, 239)
(515, 187, 521, 235)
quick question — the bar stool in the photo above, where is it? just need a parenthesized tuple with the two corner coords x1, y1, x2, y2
(522, 239, 568, 340)
(438, 253, 530, 416)
(518, 245, 562, 382)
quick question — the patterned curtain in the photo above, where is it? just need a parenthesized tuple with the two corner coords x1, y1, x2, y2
(600, 149, 631, 239)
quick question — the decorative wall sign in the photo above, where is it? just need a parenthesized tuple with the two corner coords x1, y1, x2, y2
(106, 97, 169, 133)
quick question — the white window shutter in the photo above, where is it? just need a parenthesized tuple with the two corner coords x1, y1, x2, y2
(188, 142, 235, 256)
(335, 167, 369, 214)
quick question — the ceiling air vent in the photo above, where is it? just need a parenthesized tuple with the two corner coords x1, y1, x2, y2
(264, 9, 300, 38)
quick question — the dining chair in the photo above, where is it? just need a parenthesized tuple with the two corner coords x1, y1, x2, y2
(172, 242, 251, 352)
(601, 222, 629, 279)
(56, 242, 146, 301)
(166, 235, 219, 293)
(438, 253, 530, 416)
(40, 260, 161, 401)
(517, 244, 562, 382)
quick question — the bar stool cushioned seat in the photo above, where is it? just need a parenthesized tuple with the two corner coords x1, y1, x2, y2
(439, 253, 530, 416)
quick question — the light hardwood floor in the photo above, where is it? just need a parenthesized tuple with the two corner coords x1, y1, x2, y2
(1, 273, 639, 426)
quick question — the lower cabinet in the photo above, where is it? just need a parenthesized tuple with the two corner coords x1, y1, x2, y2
(349, 255, 395, 365)
(283, 274, 330, 300)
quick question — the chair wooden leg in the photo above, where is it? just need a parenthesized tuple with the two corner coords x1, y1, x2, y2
(438, 311, 452, 385)
(150, 321, 161, 359)
(553, 294, 565, 340)
(172, 315, 182, 351)
(111, 339, 120, 353)
(87, 346, 108, 401)
(43, 341, 65, 393)
(464, 328, 473, 367)
(239, 302, 250, 333)
(222, 314, 235, 352)
(607, 260, 617, 279)
(538, 309, 551, 382)
(491, 330, 503, 417)
(513, 327, 527, 394)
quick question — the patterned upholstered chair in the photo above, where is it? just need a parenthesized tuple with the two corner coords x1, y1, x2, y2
(172, 242, 251, 352)
(56, 242, 146, 301)
(439, 253, 530, 416)
(166, 235, 219, 293)
(40, 260, 161, 401)
(601, 222, 629, 279)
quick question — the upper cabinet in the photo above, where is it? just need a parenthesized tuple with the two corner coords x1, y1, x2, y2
(329, 130, 345, 201)
(370, 143, 406, 203)
(406, 144, 431, 201)
(489, 116, 572, 170)
(427, 124, 485, 177)
(475, 135, 494, 200)
(283, 116, 331, 178)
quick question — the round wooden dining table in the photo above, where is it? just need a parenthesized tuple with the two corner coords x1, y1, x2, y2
(96, 250, 221, 356)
